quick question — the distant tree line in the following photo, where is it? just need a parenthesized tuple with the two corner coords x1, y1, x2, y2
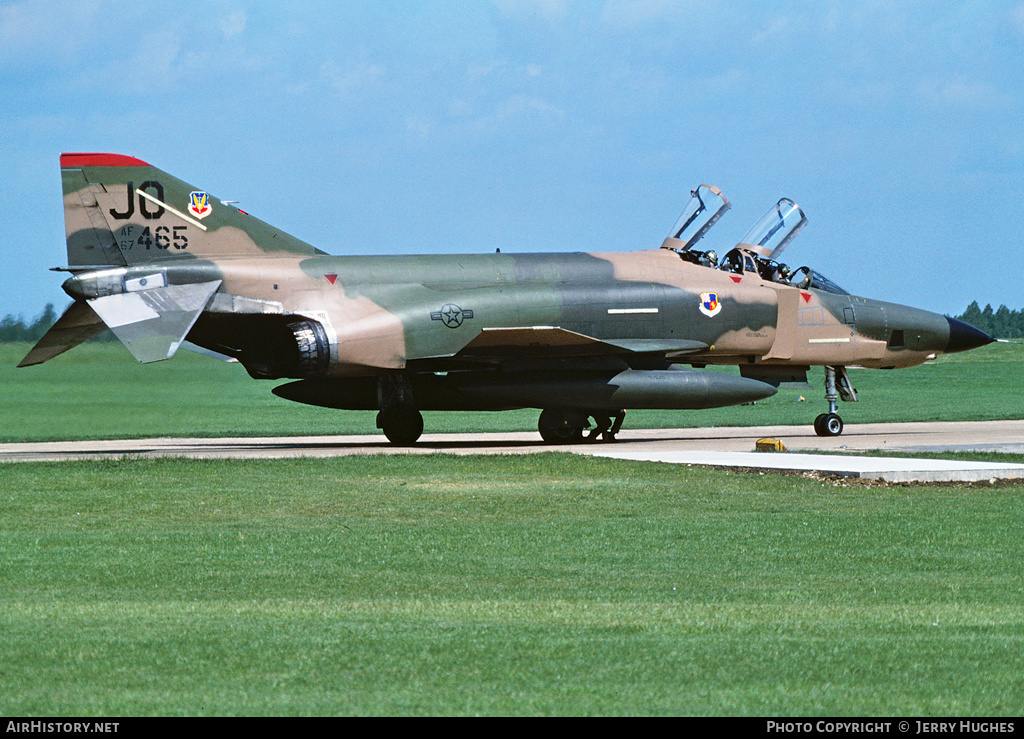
(0, 303, 60, 343)
(0, 300, 1020, 342)
(0, 303, 117, 343)
(955, 302, 1024, 339)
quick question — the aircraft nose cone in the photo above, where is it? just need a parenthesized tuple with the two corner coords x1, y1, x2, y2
(945, 316, 994, 354)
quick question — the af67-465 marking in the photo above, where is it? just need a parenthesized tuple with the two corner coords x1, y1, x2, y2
(117, 223, 189, 251)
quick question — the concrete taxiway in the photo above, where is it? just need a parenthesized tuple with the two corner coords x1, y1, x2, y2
(586, 450, 1024, 483)
(3, 420, 1024, 482)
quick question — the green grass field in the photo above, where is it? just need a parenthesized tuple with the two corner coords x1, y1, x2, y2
(3, 454, 1023, 716)
(2, 341, 1024, 715)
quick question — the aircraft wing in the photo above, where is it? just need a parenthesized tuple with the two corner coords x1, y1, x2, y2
(454, 326, 708, 360)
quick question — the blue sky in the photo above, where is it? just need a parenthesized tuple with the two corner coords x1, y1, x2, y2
(2, 0, 1022, 322)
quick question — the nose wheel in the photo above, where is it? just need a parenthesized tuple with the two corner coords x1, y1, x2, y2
(813, 412, 844, 437)
(813, 365, 855, 437)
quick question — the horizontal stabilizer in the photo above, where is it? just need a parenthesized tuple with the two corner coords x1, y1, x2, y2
(88, 280, 221, 363)
(457, 326, 708, 359)
(18, 300, 107, 367)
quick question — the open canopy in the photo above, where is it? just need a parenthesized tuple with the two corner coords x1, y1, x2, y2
(660, 184, 731, 252)
(736, 197, 807, 260)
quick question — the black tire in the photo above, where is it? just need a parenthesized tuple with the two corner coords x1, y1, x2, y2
(377, 405, 424, 445)
(814, 412, 843, 437)
(538, 408, 587, 444)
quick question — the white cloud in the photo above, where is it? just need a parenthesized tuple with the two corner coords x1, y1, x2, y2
(453, 93, 567, 139)
(495, 93, 565, 122)
(750, 15, 790, 45)
(405, 114, 435, 137)
(320, 61, 387, 98)
(491, 0, 570, 22)
(916, 76, 1013, 111)
(599, 0, 679, 28)
(220, 10, 247, 40)
(1012, 2, 1024, 38)
(1, 0, 100, 62)
(0, 1, 40, 46)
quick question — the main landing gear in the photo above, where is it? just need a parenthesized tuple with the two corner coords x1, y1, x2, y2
(813, 365, 857, 437)
(538, 408, 626, 444)
(376, 403, 424, 446)
(375, 373, 423, 445)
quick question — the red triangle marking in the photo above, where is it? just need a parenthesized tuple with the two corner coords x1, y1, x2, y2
(730, 275, 742, 283)
(801, 292, 812, 303)
(325, 274, 338, 284)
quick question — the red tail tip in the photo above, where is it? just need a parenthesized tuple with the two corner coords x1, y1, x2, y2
(60, 153, 151, 168)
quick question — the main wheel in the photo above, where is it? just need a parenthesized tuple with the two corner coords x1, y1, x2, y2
(813, 412, 844, 437)
(538, 408, 588, 444)
(377, 405, 424, 445)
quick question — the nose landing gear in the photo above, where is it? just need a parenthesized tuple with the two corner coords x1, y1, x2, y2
(813, 411, 844, 437)
(813, 365, 856, 437)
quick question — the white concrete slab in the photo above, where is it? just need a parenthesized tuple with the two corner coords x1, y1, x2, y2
(581, 450, 1024, 483)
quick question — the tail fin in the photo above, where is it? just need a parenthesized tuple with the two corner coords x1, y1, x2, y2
(59, 152, 324, 267)
(21, 153, 321, 367)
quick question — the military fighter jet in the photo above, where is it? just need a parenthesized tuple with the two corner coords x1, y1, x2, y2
(19, 154, 993, 444)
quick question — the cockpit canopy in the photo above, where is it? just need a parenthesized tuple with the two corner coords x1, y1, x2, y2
(662, 185, 848, 295)
(660, 184, 731, 252)
(788, 266, 849, 295)
(737, 198, 807, 260)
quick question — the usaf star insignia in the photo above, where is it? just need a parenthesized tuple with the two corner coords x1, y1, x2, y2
(431, 303, 474, 328)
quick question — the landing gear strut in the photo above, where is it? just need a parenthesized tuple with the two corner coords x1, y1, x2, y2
(538, 408, 625, 444)
(376, 372, 423, 445)
(813, 365, 856, 437)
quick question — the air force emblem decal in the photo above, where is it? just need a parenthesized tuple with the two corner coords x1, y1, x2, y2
(431, 303, 474, 328)
(188, 191, 213, 220)
(699, 292, 721, 318)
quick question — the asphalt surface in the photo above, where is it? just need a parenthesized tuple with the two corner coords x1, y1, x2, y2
(4, 420, 1024, 481)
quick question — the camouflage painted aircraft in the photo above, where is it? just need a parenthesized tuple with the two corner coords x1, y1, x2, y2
(20, 153, 993, 444)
